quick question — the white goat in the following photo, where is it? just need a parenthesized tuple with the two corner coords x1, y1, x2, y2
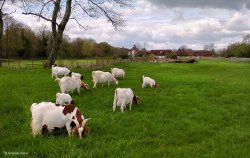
(113, 88, 140, 113)
(56, 93, 74, 105)
(111, 68, 125, 79)
(70, 72, 84, 80)
(92, 70, 118, 88)
(30, 102, 90, 139)
(142, 75, 159, 88)
(51, 65, 70, 78)
(55, 76, 89, 94)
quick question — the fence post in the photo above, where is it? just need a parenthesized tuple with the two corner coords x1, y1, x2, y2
(18, 58, 20, 68)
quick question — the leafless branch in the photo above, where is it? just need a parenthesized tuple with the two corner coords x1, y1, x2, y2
(39, 0, 54, 16)
(22, 12, 58, 26)
(21, 0, 28, 13)
(88, 0, 125, 30)
(75, 0, 93, 18)
(69, 17, 90, 30)
(3, 9, 16, 16)
(0, 0, 6, 11)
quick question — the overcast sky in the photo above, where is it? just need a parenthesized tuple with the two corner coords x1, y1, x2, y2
(9, 0, 250, 50)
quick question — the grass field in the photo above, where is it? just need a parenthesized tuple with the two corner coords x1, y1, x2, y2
(0, 60, 249, 157)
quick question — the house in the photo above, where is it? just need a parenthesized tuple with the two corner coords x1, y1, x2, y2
(176, 49, 215, 57)
(149, 50, 173, 59)
(176, 49, 194, 57)
(193, 50, 215, 57)
(128, 45, 139, 59)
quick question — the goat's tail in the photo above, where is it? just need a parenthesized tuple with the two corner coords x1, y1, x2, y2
(55, 78, 60, 82)
(143, 75, 145, 79)
(92, 71, 95, 79)
(114, 89, 118, 104)
(30, 103, 37, 112)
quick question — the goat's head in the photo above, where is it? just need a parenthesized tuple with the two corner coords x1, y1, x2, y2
(70, 100, 75, 105)
(153, 83, 159, 88)
(80, 75, 85, 80)
(114, 79, 118, 85)
(81, 83, 89, 91)
(133, 95, 140, 105)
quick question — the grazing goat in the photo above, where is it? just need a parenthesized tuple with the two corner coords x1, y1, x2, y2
(70, 72, 84, 80)
(113, 88, 140, 113)
(30, 102, 90, 139)
(111, 68, 125, 79)
(142, 75, 159, 88)
(51, 65, 70, 78)
(92, 70, 118, 88)
(56, 93, 74, 105)
(55, 76, 89, 94)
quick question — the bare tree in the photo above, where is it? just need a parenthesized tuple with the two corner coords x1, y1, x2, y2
(178, 44, 188, 51)
(0, 0, 15, 67)
(242, 34, 250, 44)
(204, 43, 215, 51)
(22, 0, 133, 67)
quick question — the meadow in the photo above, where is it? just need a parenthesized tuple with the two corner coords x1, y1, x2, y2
(0, 60, 249, 157)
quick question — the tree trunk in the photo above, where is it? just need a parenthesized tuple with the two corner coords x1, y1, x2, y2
(44, 0, 72, 68)
(0, 11, 3, 67)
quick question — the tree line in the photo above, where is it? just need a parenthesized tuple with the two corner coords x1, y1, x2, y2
(0, 16, 130, 59)
(0, 0, 133, 67)
(219, 34, 250, 58)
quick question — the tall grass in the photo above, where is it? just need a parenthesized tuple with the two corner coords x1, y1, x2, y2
(0, 60, 249, 157)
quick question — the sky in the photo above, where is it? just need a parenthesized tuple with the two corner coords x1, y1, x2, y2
(7, 0, 250, 50)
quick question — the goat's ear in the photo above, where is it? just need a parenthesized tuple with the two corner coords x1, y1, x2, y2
(136, 96, 140, 104)
(82, 118, 91, 127)
(70, 100, 75, 105)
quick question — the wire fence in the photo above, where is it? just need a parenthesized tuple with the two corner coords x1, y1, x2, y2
(1, 57, 249, 69)
(0, 58, 121, 69)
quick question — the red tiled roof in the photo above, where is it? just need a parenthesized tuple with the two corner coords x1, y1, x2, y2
(176, 50, 194, 56)
(193, 50, 215, 56)
(149, 50, 173, 56)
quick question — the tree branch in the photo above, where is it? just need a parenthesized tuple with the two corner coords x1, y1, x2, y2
(69, 17, 90, 30)
(0, 0, 6, 11)
(75, 0, 95, 18)
(3, 9, 16, 16)
(22, 12, 58, 26)
(88, 0, 125, 30)
(39, 0, 54, 16)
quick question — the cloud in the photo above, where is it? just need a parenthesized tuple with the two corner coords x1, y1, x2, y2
(144, 0, 250, 10)
(7, 0, 250, 50)
(225, 12, 250, 31)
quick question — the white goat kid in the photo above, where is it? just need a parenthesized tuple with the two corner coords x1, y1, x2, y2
(92, 70, 118, 88)
(55, 76, 89, 94)
(30, 102, 90, 139)
(70, 72, 84, 80)
(111, 68, 125, 79)
(142, 75, 159, 88)
(56, 93, 74, 105)
(113, 88, 140, 113)
(51, 65, 70, 78)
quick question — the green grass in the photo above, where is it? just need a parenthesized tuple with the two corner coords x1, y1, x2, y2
(0, 60, 249, 157)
